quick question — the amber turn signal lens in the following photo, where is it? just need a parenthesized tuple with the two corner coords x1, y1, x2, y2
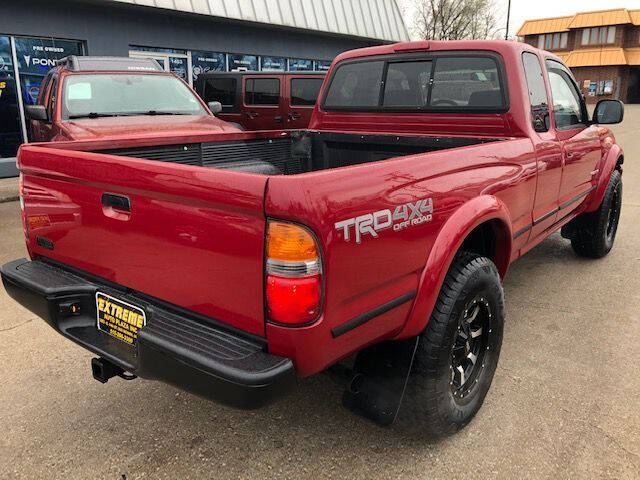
(266, 221, 318, 262)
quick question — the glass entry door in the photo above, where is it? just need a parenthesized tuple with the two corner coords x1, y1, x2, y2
(0, 35, 23, 160)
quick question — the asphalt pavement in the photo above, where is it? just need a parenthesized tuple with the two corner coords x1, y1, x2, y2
(1, 110, 639, 479)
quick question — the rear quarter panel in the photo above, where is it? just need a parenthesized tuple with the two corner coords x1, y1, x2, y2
(265, 137, 537, 375)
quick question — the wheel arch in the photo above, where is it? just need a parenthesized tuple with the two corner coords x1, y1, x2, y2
(585, 144, 623, 213)
(394, 195, 512, 339)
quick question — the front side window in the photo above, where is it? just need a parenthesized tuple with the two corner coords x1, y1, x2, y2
(323, 55, 505, 112)
(61, 74, 206, 119)
(48, 75, 59, 120)
(203, 78, 237, 107)
(245, 78, 280, 106)
(38, 72, 53, 106)
(545, 60, 584, 129)
(290, 78, 323, 106)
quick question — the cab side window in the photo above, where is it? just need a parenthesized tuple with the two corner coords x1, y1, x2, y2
(522, 52, 549, 132)
(47, 75, 59, 121)
(38, 72, 53, 106)
(545, 60, 585, 129)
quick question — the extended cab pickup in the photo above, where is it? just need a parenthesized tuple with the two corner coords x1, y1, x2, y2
(2, 41, 624, 435)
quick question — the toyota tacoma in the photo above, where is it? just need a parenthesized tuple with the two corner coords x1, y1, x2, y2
(1, 40, 624, 436)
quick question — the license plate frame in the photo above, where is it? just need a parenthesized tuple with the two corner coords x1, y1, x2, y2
(96, 292, 146, 346)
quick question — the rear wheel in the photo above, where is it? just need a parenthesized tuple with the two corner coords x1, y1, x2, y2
(403, 252, 504, 437)
(565, 170, 622, 259)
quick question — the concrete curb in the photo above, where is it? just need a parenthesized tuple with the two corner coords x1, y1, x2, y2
(0, 177, 19, 204)
(0, 195, 19, 204)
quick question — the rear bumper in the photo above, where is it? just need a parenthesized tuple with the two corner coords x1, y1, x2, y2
(1, 258, 296, 409)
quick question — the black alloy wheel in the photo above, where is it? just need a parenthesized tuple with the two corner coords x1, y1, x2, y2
(450, 296, 492, 400)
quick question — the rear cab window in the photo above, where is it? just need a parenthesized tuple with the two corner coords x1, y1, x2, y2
(322, 53, 507, 113)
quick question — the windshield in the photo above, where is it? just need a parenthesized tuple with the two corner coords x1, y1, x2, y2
(61, 74, 207, 119)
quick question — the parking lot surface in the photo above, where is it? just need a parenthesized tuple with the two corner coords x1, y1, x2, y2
(1, 109, 639, 480)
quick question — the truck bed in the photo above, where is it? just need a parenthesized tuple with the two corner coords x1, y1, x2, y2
(97, 131, 502, 175)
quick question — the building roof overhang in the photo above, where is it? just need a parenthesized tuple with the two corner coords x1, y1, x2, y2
(106, 0, 409, 43)
(517, 8, 640, 37)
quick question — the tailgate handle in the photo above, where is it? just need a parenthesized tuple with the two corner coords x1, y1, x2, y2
(101, 193, 131, 211)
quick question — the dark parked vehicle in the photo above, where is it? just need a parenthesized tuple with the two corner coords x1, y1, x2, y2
(195, 71, 325, 130)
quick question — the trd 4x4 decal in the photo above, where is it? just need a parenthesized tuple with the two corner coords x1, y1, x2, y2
(335, 198, 434, 243)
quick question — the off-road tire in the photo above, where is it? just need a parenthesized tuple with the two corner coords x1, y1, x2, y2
(403, 252, 504, 437)
(567, 170, 622, 259)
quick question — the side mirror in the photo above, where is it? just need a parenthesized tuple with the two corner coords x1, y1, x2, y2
(25, 105, 48, 122)
(593, 99, 624, 125)
(208, 101, 222, 114)
(532, 106, 550, 133)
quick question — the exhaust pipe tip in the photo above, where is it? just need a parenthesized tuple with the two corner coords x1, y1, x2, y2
(91, 357, 124, 384)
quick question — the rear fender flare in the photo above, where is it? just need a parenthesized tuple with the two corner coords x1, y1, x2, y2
(394, 195, 512, 339)
(585, 144, 623, 212)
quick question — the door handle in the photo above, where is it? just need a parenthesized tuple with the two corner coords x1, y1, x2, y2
(101, 193, 131, 212)
(246, 112, 259, 119)
(288, 112, 301, 120)
(274, 115, 284, 123)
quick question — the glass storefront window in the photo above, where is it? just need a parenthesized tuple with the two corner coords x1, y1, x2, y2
(260, 56, 286, 72)
(191, 50, 225, 82)
(228, 54, 258, 71)
(0, 36, 23, 159)
(14, 37, 84, 108)
(169, 56, 188, 81)
(130, 45, 187, 55)
(315, 60, 332, 72)
(288, 58, 313, 71)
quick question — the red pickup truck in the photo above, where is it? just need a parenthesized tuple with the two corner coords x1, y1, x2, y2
(25, 56, 239, 143)
(2, 40, 624, 436)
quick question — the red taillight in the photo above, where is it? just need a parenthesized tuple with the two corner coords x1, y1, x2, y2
(266, 274, 321, 324)
(265, 221, 322, 325)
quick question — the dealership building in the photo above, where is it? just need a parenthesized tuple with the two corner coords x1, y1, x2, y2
(518, 8, 640, 104)
(0, 0, 408, 177)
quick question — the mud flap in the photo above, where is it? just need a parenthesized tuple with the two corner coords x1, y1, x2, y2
(342, 336, 420, 426)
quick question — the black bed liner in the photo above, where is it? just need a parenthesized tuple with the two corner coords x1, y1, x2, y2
(99, 131, 502, 175)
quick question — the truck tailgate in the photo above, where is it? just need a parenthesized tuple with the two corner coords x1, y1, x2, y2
(18, 144, 268, 337)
